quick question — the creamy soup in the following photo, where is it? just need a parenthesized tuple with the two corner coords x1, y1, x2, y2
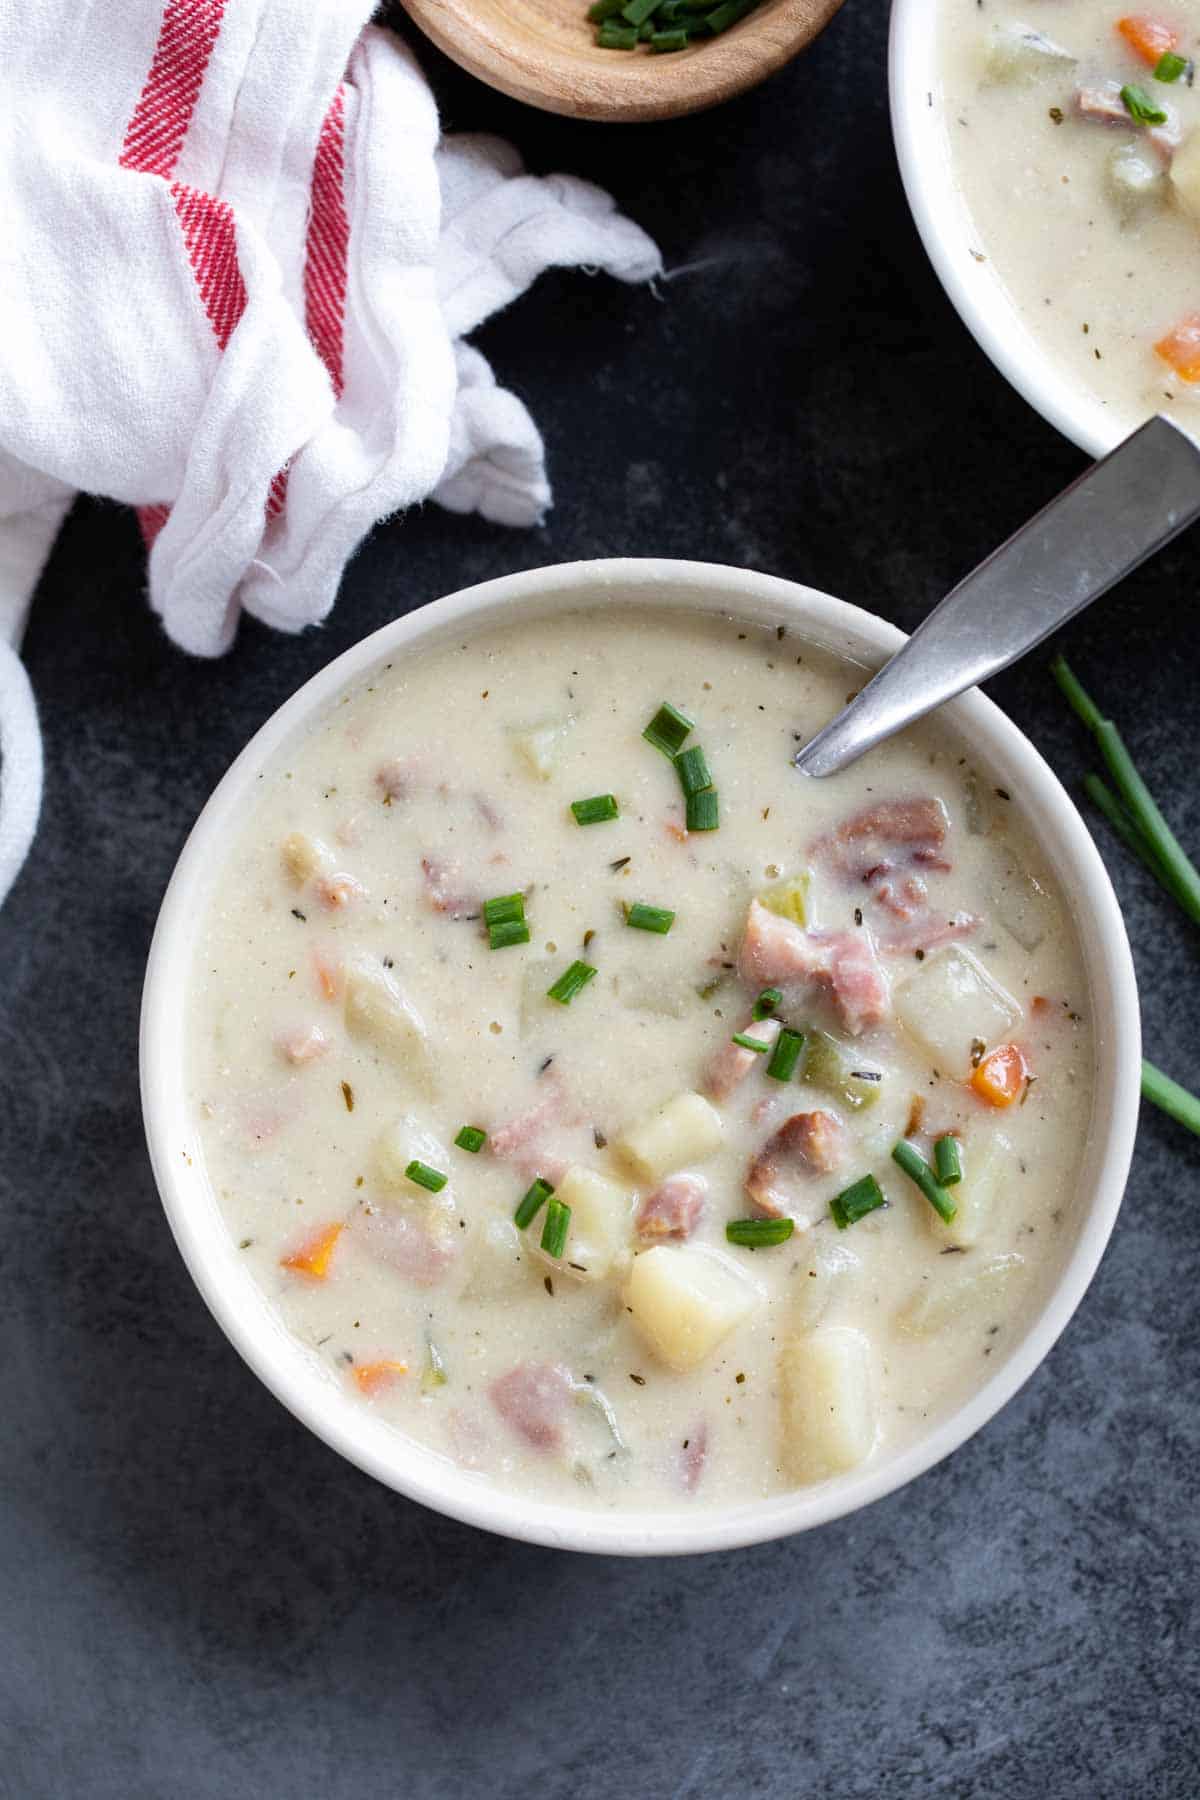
(938, 5, 1200, 429)
(188, 609, 1094, 1511)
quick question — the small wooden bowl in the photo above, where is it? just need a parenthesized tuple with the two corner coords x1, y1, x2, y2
(401, 0, 846, 122)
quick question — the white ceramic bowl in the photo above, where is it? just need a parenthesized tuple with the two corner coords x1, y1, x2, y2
(889, 0, 1117, 460)
(141, 558, 1140, 1555)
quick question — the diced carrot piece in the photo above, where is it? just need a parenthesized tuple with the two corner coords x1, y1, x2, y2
(1155, 315, 1200, 383)
(1117, 15, 1178, 64)
(312, 946, 342, 1002)
(352, 1359, 409, 1398)
(971, 1043, 1028, 1108)
(280, 1221, 342, 1278)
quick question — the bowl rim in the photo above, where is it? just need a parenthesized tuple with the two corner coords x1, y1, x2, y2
(400, 0, 846, 125)
(888, 0, 1122, 462)
(141, 556, 1141, 1556)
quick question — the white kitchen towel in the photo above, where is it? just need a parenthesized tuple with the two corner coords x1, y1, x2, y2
(0, 0, 660, 910)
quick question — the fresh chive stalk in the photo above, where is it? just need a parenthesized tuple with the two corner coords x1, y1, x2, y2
(650, 25, 689, 46)
(1121, 82, 1168, 124)
(731, 1031, 772, 1052)
(1052, 656, 1200, 928)
(454, 1125, 487, 1153)
(1142, 1058, 1200, 1137)
(726, 1217, 795, 1248)
(547, 959, 598, 1005)
(933, 1134, 963, 1186)
(891, 1140, 957, 1223)
(540, 1197, 572, 1258)
(642, 701, 694, 758)
(829, 1173, 886, 1230)
(571, 794, 620, 826)
(765, 1027, 805, 1083)
(705, 0, 757, 32)
(674, 745, 712, 798)
(489, 918, 531, 949)
(406, 1160, 448, 1193)
(753, 986, 782, 1020)
(587, 0, 625, 17)
(685, 788, 719, 831)
(514, 1177, 555, 1231)
(1154, 50, 1188, 82)
(626, 901, 675, 934)
(598, 20, 639, 42)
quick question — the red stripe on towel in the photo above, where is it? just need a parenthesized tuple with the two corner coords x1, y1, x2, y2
(305, 84, 350, 400)
(119, 0, 228, 179)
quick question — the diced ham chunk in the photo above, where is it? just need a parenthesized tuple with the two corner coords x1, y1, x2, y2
(315, 872, 365, 911)
(745, 1110, 846, 1220)
(488, 1076, 570, 1181)
(703, 1016, 781, 1100)
(374, 758, 422, 802)
(813, 796, 950, 886)
(490, 1362, 574, 1452)
(737, 902, 889, 1036)
(635, 1174, 707, 1243)
(276, 1024, 331, 1065)
(1074, 82, 1180, 158)
(354, 1203, 461, 1288)
(420, 856, 477, 918)
(676, 1422, 709, 1494)
(879, 912, 978, 956)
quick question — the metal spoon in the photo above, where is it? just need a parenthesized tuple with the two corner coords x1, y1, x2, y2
(793, 415, 1200, 778)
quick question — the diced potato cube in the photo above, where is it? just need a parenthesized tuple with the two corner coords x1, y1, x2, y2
(281, 831, 334, 884)
(374, 1116, 447, 1189)
(1107, 144, 1166, 219)
(462, 1212, 528, 1300)
(896, 1252, 1025, 1338)
(1170, 129, 1200, 224)
(614, 965, 697, 1019)
(928, 1131, 1011, 1250)
(532, 1165, 634, 1282)
(344, 959, 432, 1089)
(989, 856, 1053, 952)
(779, 1327, 875, 1482)
(756, 872, 810, 928)
(984, 23, 1075, 83)
(791, 1238, 860, 1333)
(895, 948, 1022, 1077)
(615, 1091, 724, 1182)
(625, 1245, 760, 1371)
(510, 718, 574, 781)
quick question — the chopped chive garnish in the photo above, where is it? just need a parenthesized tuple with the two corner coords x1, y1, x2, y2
(625, 901, 675, 934)
(540, 1197, 572, 1259)
(1155, 49, 1188, 82)
(571, 794, 620, 826)
(483, 893, 525, 927)
(704, 0, 757, 32)
(514, 1177, 555, 1231)
(731, 1031, 772, 1052)
(547, 959, 598, 1005)
(753, 986, 782, 1020)
(674, 744, 713, 798)
(891, 1140, 957, 1224)
(621, 0, 660, 27)
(650, 28, 689, 49)
(685, 788, 719, 831)
(829, 1174, 887, 1230)
(587, 0, 625, 16)
(597, 20, 639, 43)
(643, 700, 694, 758)
(454, 1125, 487, 1153)
(1120, 82, 1168, 125)
(405, 1160, 448, 1193)
(765, 1027, 805, 1082)
(933, 1134, 963, 1186)
(726, 1217, 795, 1248)
(488, 918, 531, 950)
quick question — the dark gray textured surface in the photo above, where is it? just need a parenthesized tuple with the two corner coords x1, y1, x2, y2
(2, 5, 1198, 1794)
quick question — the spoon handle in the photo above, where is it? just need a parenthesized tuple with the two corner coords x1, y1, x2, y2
(794, 415, 1200, 778)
